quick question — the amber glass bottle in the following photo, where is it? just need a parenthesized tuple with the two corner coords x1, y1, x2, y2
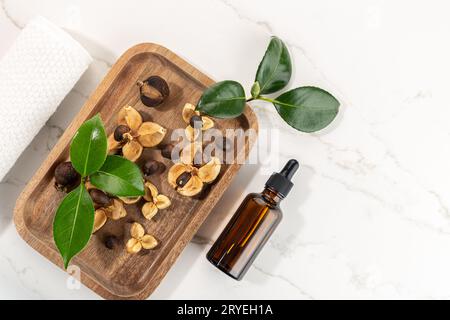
(207, 159, 299, 280)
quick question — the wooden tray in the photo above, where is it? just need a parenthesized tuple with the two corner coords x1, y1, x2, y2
(13, 43, 258, 299)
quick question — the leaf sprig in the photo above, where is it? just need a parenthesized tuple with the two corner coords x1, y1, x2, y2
(53, 115, 145, 269)
(196, 37, 340, 132)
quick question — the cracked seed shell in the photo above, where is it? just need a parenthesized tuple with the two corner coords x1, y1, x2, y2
(141, 182, 171, 220)
(198, 157, 221, 183)
(114, 125, 131, 142)
(138, 76, 170, 107)
(137, 122, 167, 147)
(93, 209, 107, 233)
(118, 106, 143, 132)
(182, 103, 214, 131)
(105, 199, 127, 220)
(140, 234, 158, 249)
(178, 175, 203, 197)
(126, 222, 158, 253)
(119, 196, 142, 204)
(122, 139, 143, 162)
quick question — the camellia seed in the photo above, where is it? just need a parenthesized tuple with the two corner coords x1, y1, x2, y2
(143, 160, 165, 176)
(160, 144, 175, 159)
(54, 161, 80, 191)
(114, 125, 131, 142)
(104, 235, 119, 250)
(137, 76, 170, 107)
(89, 189, 112, 207)
(189, 115, 203, 128)
(176, 172, 192, 188)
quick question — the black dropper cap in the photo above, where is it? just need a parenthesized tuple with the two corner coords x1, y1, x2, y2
(265, 159, 299, 198)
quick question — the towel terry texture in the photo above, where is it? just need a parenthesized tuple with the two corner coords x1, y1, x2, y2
(0, 16, 92, 181)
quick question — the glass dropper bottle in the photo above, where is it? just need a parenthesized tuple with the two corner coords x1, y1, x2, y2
(207, 159, 299, 280)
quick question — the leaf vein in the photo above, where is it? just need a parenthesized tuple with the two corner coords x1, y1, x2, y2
(66, 186, 84, 262)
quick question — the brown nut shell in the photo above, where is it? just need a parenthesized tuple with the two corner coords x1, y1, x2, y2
(118, 106, 143, 132)
(108, 134, 122, 154)
(143, 182, 159, 202)
(198, 157, 221, 183)
(119, 196, 142, 204)
(142, 202, 158, 220)
(93, 209, 107, 233)
(130, 222, 145, 239)
(122, 140, 143, 162)
(201, 116, 214, 130)
(127, 222, 158, 253)
(138, 76, 170, 107)
(155, 194, 171, 209)
(177, 175, 203, 197)
(137, 122, 166, 147)
(126, 238, 142, 253)
(106, 199, 127, 220)
(182, 103, 214, 130)
(168, 163, 188, 188)
(182, 103, 199, 123)
(114, 125, 131, 142)
(140, 234, 158, 249)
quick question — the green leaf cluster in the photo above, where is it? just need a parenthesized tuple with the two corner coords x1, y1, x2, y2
(53, 115, 144, 268)
(196, 37, 340, 132)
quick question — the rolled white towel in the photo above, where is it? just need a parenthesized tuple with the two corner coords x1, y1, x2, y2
(0, 16, 92, 181)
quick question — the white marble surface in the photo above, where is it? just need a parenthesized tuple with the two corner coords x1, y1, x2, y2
(1, 0, 450, 300)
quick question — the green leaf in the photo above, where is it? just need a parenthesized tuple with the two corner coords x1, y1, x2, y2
(255, 36, 292, 95)
(53, 184, 95, 269)
(196, 80, 246, 118)
(273, 86, 340, 132)
(70, 114, 107, 177)
(90, 155, 145, 197)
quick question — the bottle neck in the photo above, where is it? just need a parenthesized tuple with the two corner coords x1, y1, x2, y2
(262, 187, 283, 206)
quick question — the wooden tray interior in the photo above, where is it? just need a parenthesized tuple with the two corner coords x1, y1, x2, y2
(20, 48, 253, 298)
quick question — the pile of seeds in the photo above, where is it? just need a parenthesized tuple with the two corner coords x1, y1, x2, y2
(108, 105, 166, 161)
(167, 103, 222, 196)
(53, 77, 223, 255)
